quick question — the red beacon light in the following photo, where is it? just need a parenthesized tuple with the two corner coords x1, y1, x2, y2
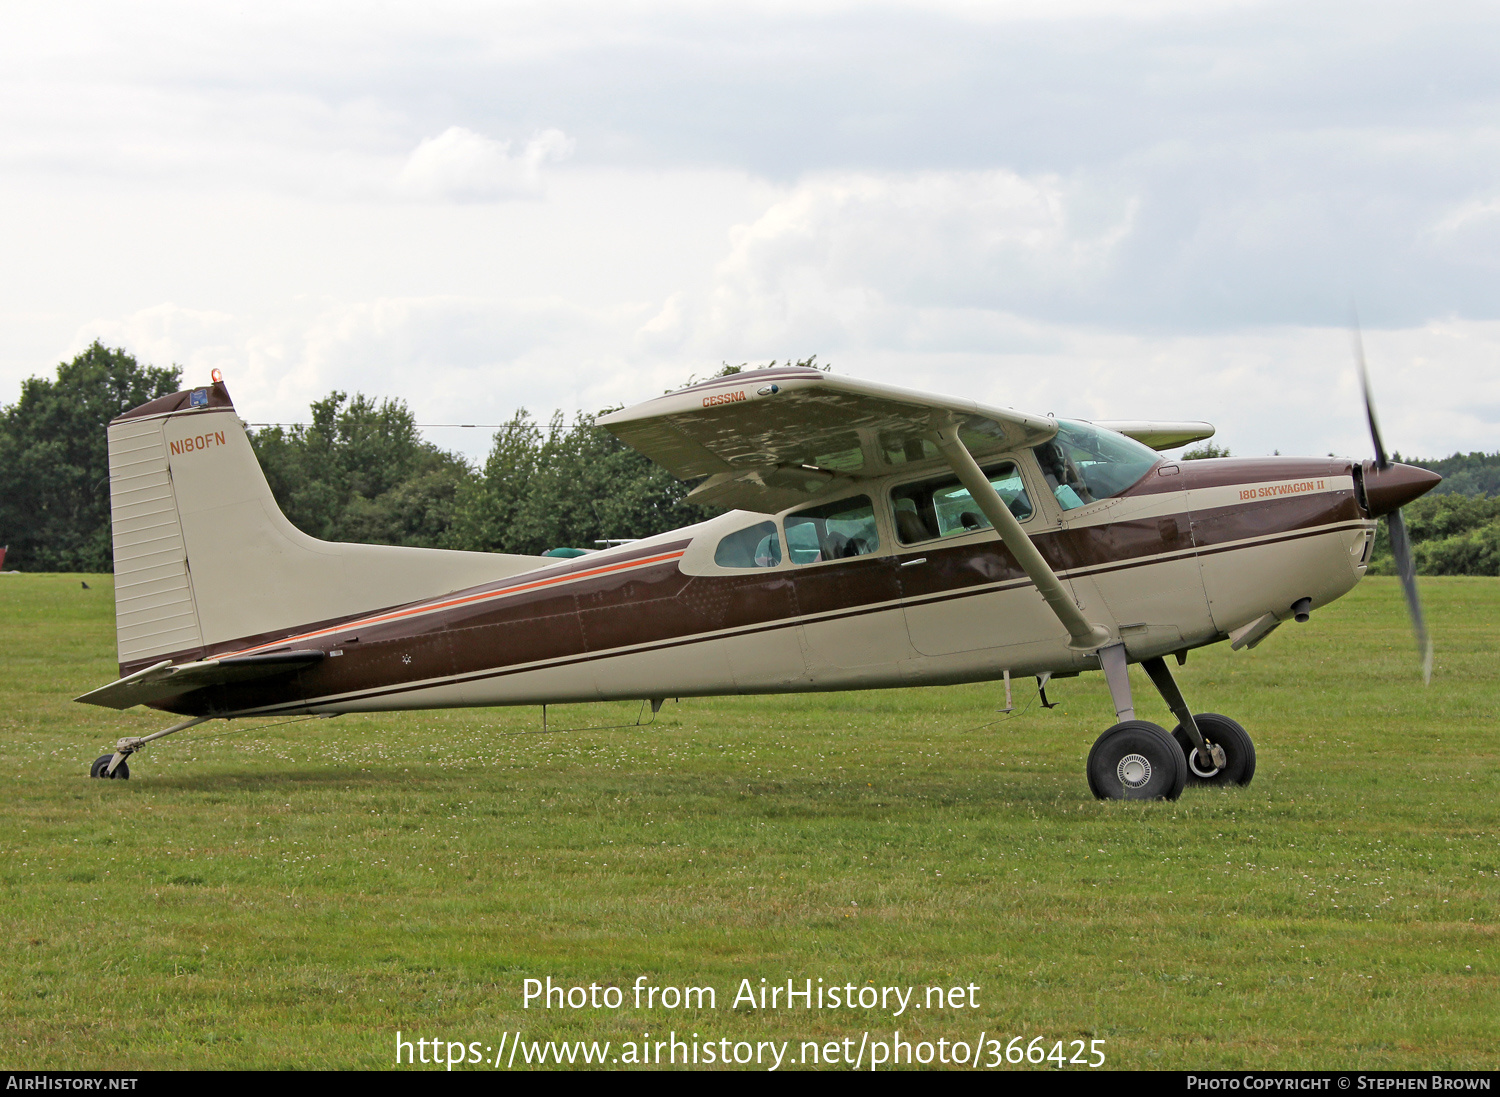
(211, 369, 223, 384)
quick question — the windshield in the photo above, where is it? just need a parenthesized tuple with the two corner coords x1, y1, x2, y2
(1032, 420, 1160, 511)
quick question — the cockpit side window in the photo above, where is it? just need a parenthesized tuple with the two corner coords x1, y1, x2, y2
(890, 462, 1033, 544)
(713, 521, 782, 568)
(1032, 420, 1160, 511)
(785, 495, 879, 564)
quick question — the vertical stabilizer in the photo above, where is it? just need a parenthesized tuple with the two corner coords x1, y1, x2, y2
(107, 380, 545, 673)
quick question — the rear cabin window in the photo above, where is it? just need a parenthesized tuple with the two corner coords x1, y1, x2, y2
(785, 496, 879, 564)
(713, 521, 782, 568)
(890, 462, 1033, 544)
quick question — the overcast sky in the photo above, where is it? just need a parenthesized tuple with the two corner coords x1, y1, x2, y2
(2, 0, 1497, 462)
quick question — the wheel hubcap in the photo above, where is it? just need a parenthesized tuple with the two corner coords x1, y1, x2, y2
(1188, 747, 1222, 778)
(1117, 753, 1152, 788)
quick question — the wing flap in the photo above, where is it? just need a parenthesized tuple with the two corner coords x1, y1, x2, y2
(684, 465, 841, 511)
(75, 649, 326, 710)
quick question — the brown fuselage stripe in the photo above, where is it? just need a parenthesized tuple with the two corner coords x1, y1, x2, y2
(222, 548, 688, 658)
(139, 456, 1364, 713)
(118, 537, 695, 676)
(221, 517, 1365, 716)
(127, 459, 1358, 676)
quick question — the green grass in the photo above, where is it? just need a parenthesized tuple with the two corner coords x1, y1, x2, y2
(1, 573, 1496, 1070)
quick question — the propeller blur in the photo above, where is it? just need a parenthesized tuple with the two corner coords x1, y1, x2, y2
(1354, 325, 1438, 684)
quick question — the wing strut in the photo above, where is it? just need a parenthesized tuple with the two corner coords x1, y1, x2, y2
(930, 424, 1137, 719)
(931, 424, 1113, 652)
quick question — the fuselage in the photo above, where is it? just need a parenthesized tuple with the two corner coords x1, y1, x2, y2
(151, 449, 1378, 719)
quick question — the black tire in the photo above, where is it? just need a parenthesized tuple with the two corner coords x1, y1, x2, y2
(89, 754, 129, 780)
(1086, 720, 1186, 801)
(1171, 713, 1255, 788)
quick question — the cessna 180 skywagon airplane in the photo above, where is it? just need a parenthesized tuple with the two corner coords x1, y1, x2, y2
(79, 364, 1439, 800)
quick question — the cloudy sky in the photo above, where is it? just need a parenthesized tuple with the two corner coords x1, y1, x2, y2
(2, 0, 1497, 462)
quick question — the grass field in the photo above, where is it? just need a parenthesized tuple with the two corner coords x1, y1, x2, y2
(1, 573, 1496, 1071)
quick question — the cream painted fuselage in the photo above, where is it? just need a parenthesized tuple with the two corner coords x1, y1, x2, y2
(180, 451, 1373, 720)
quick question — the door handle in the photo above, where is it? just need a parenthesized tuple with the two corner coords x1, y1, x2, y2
(900, 557, 928, 567)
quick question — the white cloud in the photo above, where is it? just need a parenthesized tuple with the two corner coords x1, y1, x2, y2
(76, 303, 242, 380)
(396, 127, 573, 202)
(67, 289, 1500, 472)
(66, 293, 656, 463)
(619, 164, 1499, 462)
(2, 1, 1497, 473)
(677, 169, 1135, 352)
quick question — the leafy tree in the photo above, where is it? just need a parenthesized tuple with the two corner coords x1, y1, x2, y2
(1181, 441, 1231, 460)
(452, 358, 824, 554)
(1399, 451, 1500, 498)
(250, 392, 471, 547)
(1367, 494, 1500, 577)
(0, 342, 180, 570)
(449, 409, 719, 555)
(16, 344, 1497, 578)
(446, 411, 543, 552)
(1416, 523, 1500, 576)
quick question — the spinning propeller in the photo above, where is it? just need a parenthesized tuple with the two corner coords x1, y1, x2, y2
(1352, 326, 1440, 684)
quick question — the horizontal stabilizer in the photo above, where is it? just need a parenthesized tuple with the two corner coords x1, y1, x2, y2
(1092, 420, 1215, 451)
(75, 649, 325, 710)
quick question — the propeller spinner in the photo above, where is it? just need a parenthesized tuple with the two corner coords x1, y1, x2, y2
(1353, 327, 1442, 683)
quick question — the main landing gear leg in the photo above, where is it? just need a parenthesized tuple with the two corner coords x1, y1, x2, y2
(1086, 644, 1187, 801)
(1140, 657, 1222, 770)
(90, 716, 210, 780)
(1140, 656, 1256, 788)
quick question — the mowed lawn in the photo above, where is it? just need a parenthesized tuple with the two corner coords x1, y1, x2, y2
(1, 572, 1495, 1071)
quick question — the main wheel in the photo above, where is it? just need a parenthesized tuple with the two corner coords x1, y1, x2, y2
(1171, 713, 1255, 787)
(1086, 720, 1186, 801)
(89, 754, 129, 780)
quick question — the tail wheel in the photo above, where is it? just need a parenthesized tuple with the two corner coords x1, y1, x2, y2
(1171, 713, 1255, 787)
(1087, 720, 1186, 801)
(89, 754, 129, 780)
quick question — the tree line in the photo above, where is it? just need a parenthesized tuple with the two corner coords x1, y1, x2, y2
(249, 392, 719, 557)
(2, 343, 1497, 575)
